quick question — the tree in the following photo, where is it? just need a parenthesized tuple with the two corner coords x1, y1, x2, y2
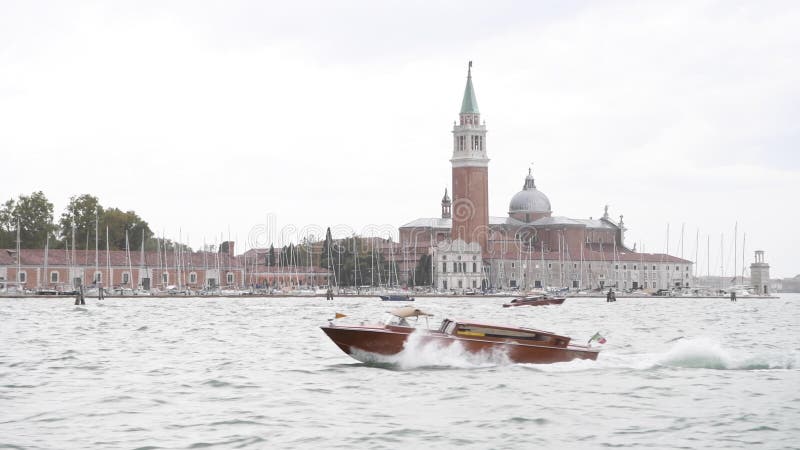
(59, 194, 104, 246)
(268, 244, 276, 267)
(102, 207, 153, 250)
(0, 192, 56, 248)
(414, 253, 432, 286)
(320, 227, 333, 269)
(0, 199, 16, 248)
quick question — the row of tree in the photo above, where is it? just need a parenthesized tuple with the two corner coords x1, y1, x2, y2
(0, 192, 177, 251)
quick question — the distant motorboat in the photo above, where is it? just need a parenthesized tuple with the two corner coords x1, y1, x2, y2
(503, 295, 566, 308)
(379, 294, 415, 302)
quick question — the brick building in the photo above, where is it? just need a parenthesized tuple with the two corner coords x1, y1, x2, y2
(399, 63, 693, 292)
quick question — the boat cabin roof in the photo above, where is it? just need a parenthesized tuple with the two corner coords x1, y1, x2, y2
(438, 318, 571, 347)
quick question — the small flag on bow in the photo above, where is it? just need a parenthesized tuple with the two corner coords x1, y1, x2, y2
(334, 312, 347, 319)
(588, 332, 607, 345)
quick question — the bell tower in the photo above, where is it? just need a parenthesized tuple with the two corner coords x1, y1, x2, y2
(441, 188, 452, 219)
(450, 61, 489, 252)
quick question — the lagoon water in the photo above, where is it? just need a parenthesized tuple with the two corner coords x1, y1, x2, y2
(1, 294, 798, 449)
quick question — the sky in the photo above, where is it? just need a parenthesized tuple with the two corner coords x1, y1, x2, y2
(1, 0, 798, 278)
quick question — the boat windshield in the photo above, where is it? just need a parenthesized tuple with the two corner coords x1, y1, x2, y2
(383, 312, 430, 328)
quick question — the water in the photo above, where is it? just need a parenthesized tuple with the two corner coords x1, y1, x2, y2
(1, 294, 798, 449)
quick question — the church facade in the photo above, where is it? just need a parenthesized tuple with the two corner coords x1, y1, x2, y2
(399, 63, 693, 293)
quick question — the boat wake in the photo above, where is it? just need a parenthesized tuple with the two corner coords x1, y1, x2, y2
(651, 337, 795, 370)
(351, 330, 512, 370)
(527, 337, 796, 372)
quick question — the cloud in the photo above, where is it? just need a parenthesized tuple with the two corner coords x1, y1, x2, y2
(0, 0, 798, 276)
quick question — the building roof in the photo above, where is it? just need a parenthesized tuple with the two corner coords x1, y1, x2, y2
(530, 216, 617, 229)
(460, 62, 479, 114)
(486, 246, 692, 264)
(400, 216, 526, 229)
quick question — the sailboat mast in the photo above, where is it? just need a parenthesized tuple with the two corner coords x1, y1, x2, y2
(126, 229, 133, 287)
(16, 220, 21, 289)
(733, 222, 738, 287)
(43, 233, 49, 289)
(741, 233, 746, 285)
(95, 210, 99, 282)
(106, 227, 110, 289)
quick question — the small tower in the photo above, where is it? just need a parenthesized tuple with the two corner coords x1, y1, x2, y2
(441, 188, 452, 219)
(750, 250, 770, 295)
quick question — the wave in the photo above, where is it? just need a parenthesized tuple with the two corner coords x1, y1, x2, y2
(352, 330, 511, 370)
(653, 338, 796, 370)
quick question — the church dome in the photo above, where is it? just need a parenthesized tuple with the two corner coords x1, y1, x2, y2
(509, 169, 551, 214)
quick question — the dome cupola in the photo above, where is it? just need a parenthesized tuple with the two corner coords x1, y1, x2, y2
(508, 168, 551, 222)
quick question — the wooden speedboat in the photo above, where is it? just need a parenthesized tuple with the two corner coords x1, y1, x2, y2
(379, 294, 414, 301)
(321, 307, 599, 364)
(503, 295, 566, 307)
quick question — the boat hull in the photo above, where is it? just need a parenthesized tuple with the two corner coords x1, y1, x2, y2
(320, 325, 598, 364)
(379, 295, 414, 301)
(503, 297, 566, 307)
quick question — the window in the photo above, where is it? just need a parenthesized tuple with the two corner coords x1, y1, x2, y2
(675, 266, 679, 271)
(511, 263, 515, 269)
(573, 263, 577, 269)
(652, 265, 656, 270)
(189, 272, 197, 283)
(548, 263, 552, 269)
(634, 265, 637, 270)
(50, 271, 59, 283)
(458, 280, 463, 288)
(122, 272, 130, 284)
(18, 271, 26, 283)
(226, 273, 234, 284)
(472, 256, 477, 260)
(615, 265, 619, 270)
(623, 265, 627, 270)
(443, 280, 448, 290)
(473, 262, 477, 273)
(573, 280, 579, 288)
(442, 262, 447, 273)
(162, 273, 168, 283)
(472, 280, 477, 288)
(94, 272, 102, 283)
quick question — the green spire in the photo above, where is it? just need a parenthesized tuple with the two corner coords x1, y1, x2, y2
(460, 61, 479, 114)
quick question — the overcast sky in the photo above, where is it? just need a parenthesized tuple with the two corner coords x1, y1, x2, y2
(1, 1, 798, 278)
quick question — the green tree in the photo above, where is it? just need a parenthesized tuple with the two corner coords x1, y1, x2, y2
(0, 199, 16, 248)
(58, 194, 104, 247)
(413, 253, 432, 286)
(320, 227, 333, 270)
(268, 244, 276, 266)
(103, 207, 153, 250)
(0, 192, 56, 248)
